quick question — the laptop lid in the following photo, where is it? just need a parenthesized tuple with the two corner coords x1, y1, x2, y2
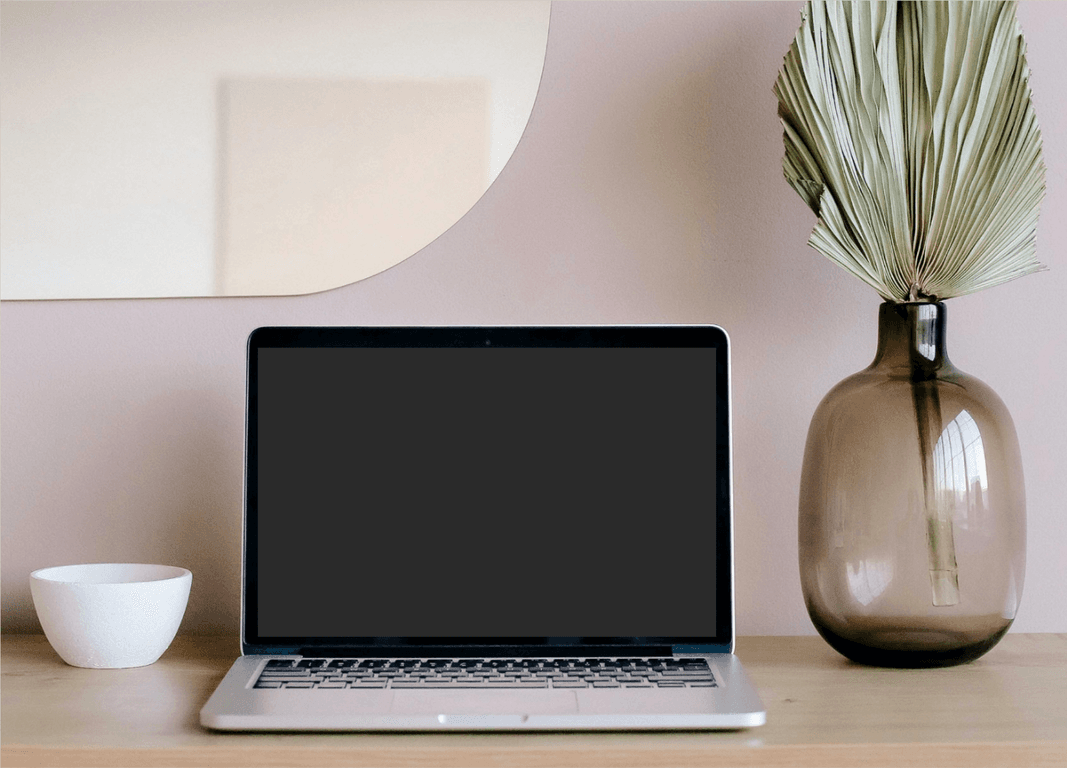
(242, 326, 734, 657)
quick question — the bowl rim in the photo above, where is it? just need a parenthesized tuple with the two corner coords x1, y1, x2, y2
(30, 563, 191, 585)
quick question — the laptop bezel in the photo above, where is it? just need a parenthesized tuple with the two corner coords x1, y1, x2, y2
(240, 325, 735, 656)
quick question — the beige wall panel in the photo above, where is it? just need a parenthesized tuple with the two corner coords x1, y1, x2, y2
(218, 79, 488, 295)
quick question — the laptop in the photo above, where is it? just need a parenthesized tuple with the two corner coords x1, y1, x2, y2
(200, 325, 766, 730)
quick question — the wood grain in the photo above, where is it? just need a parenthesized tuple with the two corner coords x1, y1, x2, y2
(3, 634, 1065, 767)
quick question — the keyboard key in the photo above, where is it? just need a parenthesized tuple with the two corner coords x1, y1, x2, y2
(496, 681, 548, 688)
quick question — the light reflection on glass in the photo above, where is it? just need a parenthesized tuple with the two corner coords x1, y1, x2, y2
(915, 303, 938, 360)
(846, 558, 893, 606)
(932, 409, 988, 527)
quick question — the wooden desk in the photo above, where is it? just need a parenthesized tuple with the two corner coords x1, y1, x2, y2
(2, 634, 1065, 767)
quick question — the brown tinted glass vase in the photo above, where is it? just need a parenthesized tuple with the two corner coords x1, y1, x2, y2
(799, 302, 1025, 667)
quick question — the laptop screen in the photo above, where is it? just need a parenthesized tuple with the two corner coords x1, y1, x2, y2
(243, 326, 732, 652)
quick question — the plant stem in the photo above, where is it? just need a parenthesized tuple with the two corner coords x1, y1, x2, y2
(911, 360, 960, 607)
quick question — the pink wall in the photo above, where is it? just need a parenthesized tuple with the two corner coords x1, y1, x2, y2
(3, 2, 1066, 636)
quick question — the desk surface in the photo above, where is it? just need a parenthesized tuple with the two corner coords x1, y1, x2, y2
(2, 633, 1065, 767)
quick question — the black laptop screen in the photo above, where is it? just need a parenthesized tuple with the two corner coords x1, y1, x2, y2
(244, 326, 731, 651)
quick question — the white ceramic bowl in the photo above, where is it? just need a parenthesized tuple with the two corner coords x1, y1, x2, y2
(30, 563, 192, 669)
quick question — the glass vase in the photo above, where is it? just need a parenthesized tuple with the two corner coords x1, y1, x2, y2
(798, 302, 1025, 667)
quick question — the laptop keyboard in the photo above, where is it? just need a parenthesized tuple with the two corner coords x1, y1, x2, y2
(254, 657, 716, 689)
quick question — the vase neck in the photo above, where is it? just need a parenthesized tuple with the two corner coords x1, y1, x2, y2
(871, 302, 952, 376)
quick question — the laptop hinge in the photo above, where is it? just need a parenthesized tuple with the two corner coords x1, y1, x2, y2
(672, 644, 729, 655)
(295, 645, 676, 658)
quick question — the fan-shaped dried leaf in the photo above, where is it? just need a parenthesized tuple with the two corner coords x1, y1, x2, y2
(775, 1, 1045, 302)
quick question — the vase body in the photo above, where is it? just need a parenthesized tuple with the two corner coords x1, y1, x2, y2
(799, 302, 1025, 667)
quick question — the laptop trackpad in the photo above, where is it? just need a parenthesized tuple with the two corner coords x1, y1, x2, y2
(391, 690, 579, 716)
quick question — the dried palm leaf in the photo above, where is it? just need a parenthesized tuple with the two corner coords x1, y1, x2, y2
(775, 1, 1045, 302)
